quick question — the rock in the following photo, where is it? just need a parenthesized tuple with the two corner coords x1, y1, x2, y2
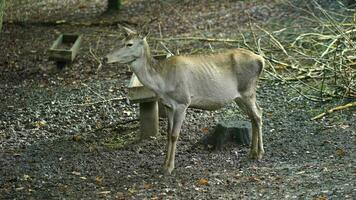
(201, 119, 251, 150)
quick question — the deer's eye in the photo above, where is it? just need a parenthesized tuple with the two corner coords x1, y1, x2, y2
(126, 43, 133, 47)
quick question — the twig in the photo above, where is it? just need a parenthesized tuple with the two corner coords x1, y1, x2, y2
(89, 47, 103, 74)
(255, 24, 290, 57)
(311, 102, 356, 120)
(159, 41, 174, 56)
(81, 83, 106, 101)
(4, 19, 136, 27)
(75, 118, 139, 139)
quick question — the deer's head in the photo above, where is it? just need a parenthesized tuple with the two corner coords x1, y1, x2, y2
(106, 27, 148, 64)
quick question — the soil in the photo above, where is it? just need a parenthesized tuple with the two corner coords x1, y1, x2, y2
(0, 1, 355, 199)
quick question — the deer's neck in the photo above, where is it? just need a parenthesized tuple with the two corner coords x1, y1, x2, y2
(130, 48, 162, 92)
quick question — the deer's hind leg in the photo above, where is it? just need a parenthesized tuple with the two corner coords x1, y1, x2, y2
(163, 106, 174, 169)
(235, 94, 264, 159)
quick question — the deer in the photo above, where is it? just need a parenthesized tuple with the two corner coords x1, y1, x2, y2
(105, 28, 265, 175)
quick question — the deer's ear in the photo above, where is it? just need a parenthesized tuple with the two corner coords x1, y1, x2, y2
(122, 26, 137, 36)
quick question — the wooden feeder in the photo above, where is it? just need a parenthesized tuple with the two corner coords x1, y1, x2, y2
(48, 34, 82, 69)
(126, 54, 170, 139)
(128, 74, 159, 139)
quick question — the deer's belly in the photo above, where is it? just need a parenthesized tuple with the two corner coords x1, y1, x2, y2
(189, 97, 236, 110)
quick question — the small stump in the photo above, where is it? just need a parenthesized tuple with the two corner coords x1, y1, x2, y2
(48, 34, 82, 69)
(201, 119, 251, 150)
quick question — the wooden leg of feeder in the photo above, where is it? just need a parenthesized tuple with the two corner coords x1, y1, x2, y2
(57, 61, 67, 69)
(139, 101, 159, 139)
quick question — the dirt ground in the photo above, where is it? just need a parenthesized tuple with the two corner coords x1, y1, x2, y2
(0, 0, 355, 199)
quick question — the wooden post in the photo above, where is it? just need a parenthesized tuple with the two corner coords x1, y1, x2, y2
(128, 74, 159, 139)
(139, 101, 159, 139)
(0, 0, 5, 32)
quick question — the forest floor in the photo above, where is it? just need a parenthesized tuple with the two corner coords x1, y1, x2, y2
(0, 0, 355, 199)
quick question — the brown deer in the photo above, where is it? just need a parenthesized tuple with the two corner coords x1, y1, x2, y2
(106, 29, 265, 174)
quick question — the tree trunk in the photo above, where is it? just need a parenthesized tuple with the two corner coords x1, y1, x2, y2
(107, 0, 121, 11)
(0, 0, 5, 32)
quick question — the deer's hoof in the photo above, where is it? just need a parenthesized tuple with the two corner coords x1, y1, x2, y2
(162, 167, 174, 175)
(249, 150, 260, 160)
(249, 151, 264, 160)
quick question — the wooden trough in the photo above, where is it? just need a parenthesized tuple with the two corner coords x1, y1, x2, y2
(48, 34, 82, 69)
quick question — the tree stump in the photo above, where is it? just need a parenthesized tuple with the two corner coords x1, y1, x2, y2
(201, 119, 251, 150)
(107, 0, 121, 11)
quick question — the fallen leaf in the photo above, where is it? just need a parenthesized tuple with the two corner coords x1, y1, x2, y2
(266, 112, 273, 117)
(336, 148, 346, 157)
(249, 176, 261, 182)
(23, 174, 31, 180)
(314, 195, 328, 200)
(128, 188, 137, 194)
(95, 176, 104, 184)
(340, 124, 349, 129)
(33, 120, 47, 128)
(197, 178, 209, 186)
(72, 134, 82, 142)
(202, 127, 209, 134)
(143, 183, 153, 189)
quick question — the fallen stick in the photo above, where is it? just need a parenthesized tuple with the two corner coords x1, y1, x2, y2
(152, 37, 242, 43)
(311, 102, 356, 120)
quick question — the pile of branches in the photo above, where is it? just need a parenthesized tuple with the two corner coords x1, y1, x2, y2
(257, 1, 355, 102)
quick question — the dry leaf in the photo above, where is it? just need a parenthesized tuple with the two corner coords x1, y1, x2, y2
(197, 178, 209, 186)
(128, 188, 137, 194)
(143, 183, 153, 189)
(95, 176, 104, 184)
(249, 176, 261, 182)
(72, 134, 82, 142)
(314, 195, 328, 200)
(202, 127, 209, 134)
(33, 120, 47, 128)
(336, 148, 346, 157)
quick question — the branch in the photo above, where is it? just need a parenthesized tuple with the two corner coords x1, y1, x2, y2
(311, 102, 356, 120)
(152, 37, 242, 43)
(4, 19, 136, 27)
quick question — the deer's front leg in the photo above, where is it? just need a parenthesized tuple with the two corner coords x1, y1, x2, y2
(163, 105, 187, 175)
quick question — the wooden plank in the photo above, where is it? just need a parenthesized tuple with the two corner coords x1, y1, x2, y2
(127, 74, 157, 103)
(48, 34, 82, 62)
